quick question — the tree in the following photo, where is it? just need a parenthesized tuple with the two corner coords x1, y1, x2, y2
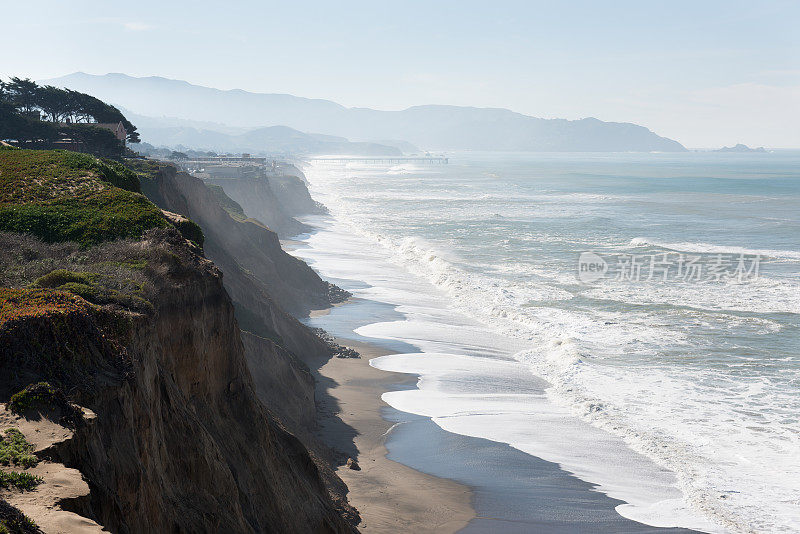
(0, 100, 58, 143)
(37, 85, 74, 123)
(64, 124, 126, 158)
(0, 77, 141, 143)
(2, 77, 39, 114)
(0, 76, 140, 157)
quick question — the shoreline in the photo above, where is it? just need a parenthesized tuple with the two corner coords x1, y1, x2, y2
(312, 333, 476, 533)
(287, 224, 712, 533)
(308, 301, 707, 534)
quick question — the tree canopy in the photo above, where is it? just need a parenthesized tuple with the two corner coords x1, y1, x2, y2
(0, 77, 140, 143)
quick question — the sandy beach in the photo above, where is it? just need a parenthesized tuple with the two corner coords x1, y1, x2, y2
(312, 331, 475, 533)
(298, 268, 708, 534)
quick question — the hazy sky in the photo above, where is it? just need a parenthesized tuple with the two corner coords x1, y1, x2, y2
(3, 1, 799, 147)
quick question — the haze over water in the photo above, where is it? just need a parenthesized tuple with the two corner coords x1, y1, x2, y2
(298, 151, 800, 533)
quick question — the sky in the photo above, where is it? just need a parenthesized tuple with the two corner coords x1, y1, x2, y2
(2, 0, 799, 148)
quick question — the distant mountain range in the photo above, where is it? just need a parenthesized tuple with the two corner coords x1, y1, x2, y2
(44, 72, 687, 153)
(123, 111, 404, 155)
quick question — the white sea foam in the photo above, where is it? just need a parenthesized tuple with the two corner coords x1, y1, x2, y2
(297, 158, 800, 533)
(628, 237, 800, 262)
(370, 352, 723, 532)
(297, 218, 729, 532)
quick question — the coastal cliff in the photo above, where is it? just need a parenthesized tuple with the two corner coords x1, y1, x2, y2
(205, 173, 308, 238)
(132, 159, 358, 523)
(204, 164, 324, 236)
(0, 149, 356, 533)
(135, 161, 339, 318)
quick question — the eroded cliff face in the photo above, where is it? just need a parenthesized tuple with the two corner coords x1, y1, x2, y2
(202, 174, 307, 238)
(140, 164, 339, 320)
(209, 166, 323, 228)
(131, 161, 359, 526)
(241, 332, 316, 436)
(0, 230, 356, 534)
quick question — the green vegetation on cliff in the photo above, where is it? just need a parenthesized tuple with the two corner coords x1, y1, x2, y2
(0, 287, 91, 326)
(0, 500, 40, 533)
(7, 382, 57, 414)
(0, 148, 141, 198)
(206, 184, 247, 221)
(0, 284, 132, 390)
(0, 471, 42, 492)
(0, 149, 169, 247)
(0, 429, 41, 490)
(32, 269, 152, 313)
(125, 158, 207, 246)
(0, 429, 38, 469)
(7, 382, 84, 428)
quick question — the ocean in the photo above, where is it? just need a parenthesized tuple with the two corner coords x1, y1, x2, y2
(293, 151, 800, 533)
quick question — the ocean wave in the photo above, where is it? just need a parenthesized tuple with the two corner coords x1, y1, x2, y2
(628, 238, 800, 261)
(302, 161, 800, 532)
(585, 277, 800, 315)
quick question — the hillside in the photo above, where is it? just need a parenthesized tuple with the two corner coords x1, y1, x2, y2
(136, 124, 403, 156)
(0, 148, 357, 532)
(45, 72, 687, 152)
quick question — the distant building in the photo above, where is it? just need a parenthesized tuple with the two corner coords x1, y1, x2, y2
(94, 122, 128, 143)
(59, 121, 128, 143)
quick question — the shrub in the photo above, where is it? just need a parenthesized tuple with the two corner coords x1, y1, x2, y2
(0, 234, 160, 318)
(0, 288, 90, 327)
(0, 472, 42, 491)
(7, 382, 56, 415)
(32, 269, 152, 313)
(172, 218, 204, 248)
(7, 383, 84, 428)
(0, 286, 133, 389)
(0, 500, 41, 533)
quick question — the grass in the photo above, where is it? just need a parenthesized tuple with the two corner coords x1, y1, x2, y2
(0, 149, 140, 202)
(0, 430, 38, 469)
(0, 189, 170, 248)
(96, 259, 147, 270)
(0, 149, 171, 247)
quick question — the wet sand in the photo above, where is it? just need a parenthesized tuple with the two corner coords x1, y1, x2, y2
(313, 335, 475, 533)
(309, 297, 706, 534)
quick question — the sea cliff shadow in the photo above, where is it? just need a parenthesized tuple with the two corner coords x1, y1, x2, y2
(304, 295, 418, 467)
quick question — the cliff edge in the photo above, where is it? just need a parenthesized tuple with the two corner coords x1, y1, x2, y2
(0, 148, 356, 533)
